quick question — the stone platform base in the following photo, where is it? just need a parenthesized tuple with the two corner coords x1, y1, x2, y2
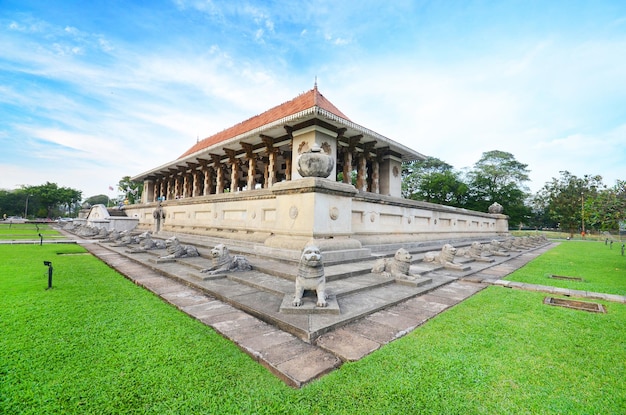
(279, 293, 341, 315)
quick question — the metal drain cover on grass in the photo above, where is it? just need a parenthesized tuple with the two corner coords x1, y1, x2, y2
(549, 274, 584, 282)
(543, 297, 606, 313)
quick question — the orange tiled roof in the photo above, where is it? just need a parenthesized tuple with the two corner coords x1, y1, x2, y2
(178, 86, 350, 159)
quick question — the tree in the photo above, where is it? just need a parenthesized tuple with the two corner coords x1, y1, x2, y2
(585, 180, 626, 233)
(465, 150, 531, 226)
(23, 182, 82, 218)
(533, 171, 603, 236)
(402, 157, 469, 206)
(84, 194, 110, 207)
(117, 176, 143, 205)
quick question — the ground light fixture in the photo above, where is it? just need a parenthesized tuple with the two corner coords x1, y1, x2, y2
(43, 261, 53, 289)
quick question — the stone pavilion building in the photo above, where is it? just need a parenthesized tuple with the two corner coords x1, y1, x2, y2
(128, 86, 508, 257)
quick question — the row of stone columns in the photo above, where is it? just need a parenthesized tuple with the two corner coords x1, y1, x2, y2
(144, 139, 386, 203)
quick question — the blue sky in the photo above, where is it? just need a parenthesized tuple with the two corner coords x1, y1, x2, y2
(1, 0, 625, 199)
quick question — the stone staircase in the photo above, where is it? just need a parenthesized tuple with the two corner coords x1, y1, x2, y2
(95, 235, 539, 343)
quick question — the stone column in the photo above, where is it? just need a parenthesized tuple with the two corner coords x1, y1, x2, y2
(262, 136, 276, 188)
(216, 165, 224, 194)
(203, 166, 213, 195)
(356, 152, 368, 192)
(165, 176, 171, 200)
(342, 149, 353, 184)
(225, 149, 239, 193)
(211, 154, 224, 194)
(284, 151, 292, 181)
(371, 158, 380, 194)
(173, 175, 181, 198)
(242, 143, 256, 191)
(182, 173, 190, 198)
(192, 170, 202, 197)
(142, 179, 155, 203)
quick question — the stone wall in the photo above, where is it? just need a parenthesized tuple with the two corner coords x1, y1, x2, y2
(124, 178, 508, 251)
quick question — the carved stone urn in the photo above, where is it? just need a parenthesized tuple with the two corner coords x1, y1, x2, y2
(297, 144, 334, 178)
(488, 202, 503, 214)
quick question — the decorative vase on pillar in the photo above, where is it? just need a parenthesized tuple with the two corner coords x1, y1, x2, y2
(297, 144, 334, 178)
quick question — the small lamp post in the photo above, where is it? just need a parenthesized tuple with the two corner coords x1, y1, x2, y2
(581, 192, 585, 238)
(24, 194, 33, 218)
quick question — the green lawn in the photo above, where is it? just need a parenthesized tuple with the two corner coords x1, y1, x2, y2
(1, 244, 625, 414)
(506, 240, 626, 295)
(0, 223, 62, 240)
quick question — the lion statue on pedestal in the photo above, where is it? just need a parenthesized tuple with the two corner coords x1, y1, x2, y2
(371, 248, 414, 280)
(159, 236, 199, 259)
(485, 240, 510, 256)
(457, 241, 484, 259)
(201, 244, 251, 275)
(292, 246, 327, 307)
(137, 231, 166, 250)
(423, 244, 467, 270)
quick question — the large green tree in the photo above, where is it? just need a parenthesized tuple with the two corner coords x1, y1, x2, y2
(23, 182, 82, 218)
(533, 171, 603, 236)
(402, 157, 468, 206)
(465, 150, 531, 226)
(584, 180, 626, 233)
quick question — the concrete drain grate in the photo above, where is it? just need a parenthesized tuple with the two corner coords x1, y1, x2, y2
(543, 297, 606, 313)
(549, 274, 584, 282)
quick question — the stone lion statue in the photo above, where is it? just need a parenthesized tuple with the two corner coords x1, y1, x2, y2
(423, 244, 467, 270)
(457, 241, 494, 262)
(93, 227, 110, 239)
(484, 240, 510, 256)
(457, 241, 484, 259)
(112, 230, 141, 246)
(512, 237, 529, 249)
(292, 245, 327, 307)
(371, 248, 415, 280)
(201, 244, 251, 275)
(501, 238, 521, 252)
(77, 225, 99, 238)
(159, 236, 199, 259)
(137, 231, 166, 250)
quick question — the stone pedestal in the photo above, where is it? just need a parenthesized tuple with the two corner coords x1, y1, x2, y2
(265, 178, 362, 252)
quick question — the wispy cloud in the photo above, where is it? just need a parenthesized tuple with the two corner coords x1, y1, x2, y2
(0, 0, 624, 198)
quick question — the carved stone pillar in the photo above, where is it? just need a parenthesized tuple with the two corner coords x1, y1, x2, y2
(371, 158, 380, 194)
(165, 176, 172, 200)
(216, 165, 224, 194)
(356, 152, 368, 192)
(262, 136, 276, 188)
(284, 151, 292, 181)
(192, 170, 202, 197)
(267, 150, 276, 187)
(203, 166, 213, 195)
(173, 175, 181, 198)
(211, 154, 224, 194)
(342, 150, 353, 184)
(182, 173, 190, 198)
(157, 178, 164, 200)
(224, 149, 239, 193)
(242, 143, 256, 191)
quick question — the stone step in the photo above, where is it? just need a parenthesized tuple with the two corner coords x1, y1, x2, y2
(191, 272, 453, 342)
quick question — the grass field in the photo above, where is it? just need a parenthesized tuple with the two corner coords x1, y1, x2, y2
(506, 240, 626, 295)
(1, 243, 625, 414)
(0, 223, 62, 241)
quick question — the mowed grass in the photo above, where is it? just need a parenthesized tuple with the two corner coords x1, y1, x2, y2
(0, 223, 62, 240)
(506, 241, 626, 295)
(1, 244, 625, 414)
